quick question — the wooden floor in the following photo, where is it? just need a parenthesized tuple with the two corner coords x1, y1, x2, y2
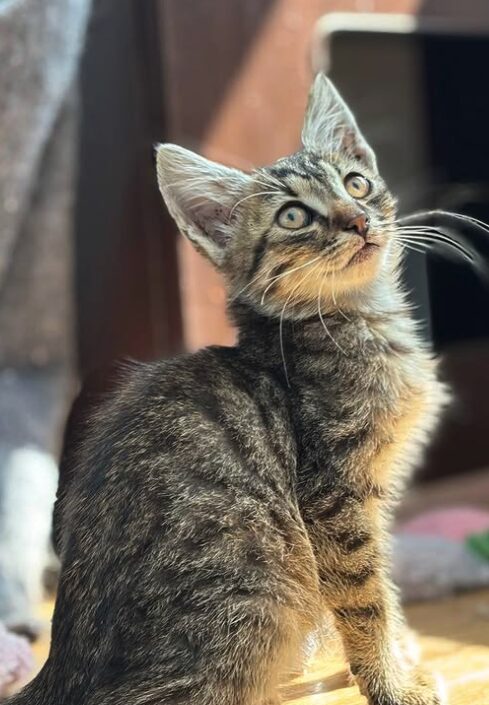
(28, 588, 489, 705)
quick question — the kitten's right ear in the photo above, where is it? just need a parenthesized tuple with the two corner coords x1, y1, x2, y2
(156, 144, 252, 268)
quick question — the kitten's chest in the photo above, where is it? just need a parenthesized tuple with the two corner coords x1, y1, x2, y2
(293, 342, 443, 495)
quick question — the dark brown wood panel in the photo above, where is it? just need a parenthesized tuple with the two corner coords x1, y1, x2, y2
(76, 0, 182, 376)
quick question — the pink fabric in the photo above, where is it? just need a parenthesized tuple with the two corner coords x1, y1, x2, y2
(399, 507, 489, 542)
(0, 623, 33, 695)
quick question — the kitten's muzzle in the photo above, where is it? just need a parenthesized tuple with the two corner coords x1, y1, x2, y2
(344, 213, 370, 239)
(332, 206, 370, 240)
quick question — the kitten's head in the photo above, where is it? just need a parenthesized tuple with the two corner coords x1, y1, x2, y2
(157, 74, 398, 319)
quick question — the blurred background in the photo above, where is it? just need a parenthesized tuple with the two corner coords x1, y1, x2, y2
(2, 0, 489, 691)
(71, 0, 489, 482)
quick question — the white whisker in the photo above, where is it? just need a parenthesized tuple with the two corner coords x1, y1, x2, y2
(396, 209, 489, 236)
(229, 190, 280, 220)
(330, 268, 350, 322)
(395, 229, 477, 263)
(255, 170, 283, 186)
(277, 265, 318, 387)
(394, 238, 430, 256)
(230, 263, 276, 303)
(386, 221, 479, 264)
(260, 255, 323, 306)
(318, 273, 347, 355)
(397, 236, 473, 262)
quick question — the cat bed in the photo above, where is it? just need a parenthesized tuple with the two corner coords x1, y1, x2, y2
(394, 506, 489, 601)
(0, 623, 33, 697)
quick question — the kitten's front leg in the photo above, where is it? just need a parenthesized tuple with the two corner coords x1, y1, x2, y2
(309, 512, 445, 705)
(334, 592, 442, 705)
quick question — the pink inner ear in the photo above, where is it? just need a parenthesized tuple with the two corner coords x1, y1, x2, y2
(193, 203, 231, 248)
(342, 128, 366, 161)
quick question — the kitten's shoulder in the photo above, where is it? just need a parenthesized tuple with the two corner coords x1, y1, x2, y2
(54, 346, 240, 551)
(60, 346, 242, 471)
(113, 345, 240, 407)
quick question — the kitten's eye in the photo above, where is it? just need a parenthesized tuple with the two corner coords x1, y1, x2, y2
(344, 173, 371, 199)
(277, 204, 312, 229)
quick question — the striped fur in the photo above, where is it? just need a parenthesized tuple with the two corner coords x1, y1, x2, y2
(9, 75, 447, 705)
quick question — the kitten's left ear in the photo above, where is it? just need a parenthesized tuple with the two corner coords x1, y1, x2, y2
(301, 73, 377, 171)
(156, 144, 253, 268)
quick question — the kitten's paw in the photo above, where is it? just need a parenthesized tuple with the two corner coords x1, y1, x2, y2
(368, 669, 447, 705)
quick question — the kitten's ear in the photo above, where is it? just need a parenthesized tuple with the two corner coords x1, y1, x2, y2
(156, 144, 253, 267)
(301, 74, 377, 171)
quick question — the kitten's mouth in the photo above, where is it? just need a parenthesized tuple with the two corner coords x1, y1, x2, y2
(347, 241, 380, 267)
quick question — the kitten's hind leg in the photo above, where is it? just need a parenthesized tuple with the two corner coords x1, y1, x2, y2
(91, 530, 319, 705)
(88, 602, 300, 705)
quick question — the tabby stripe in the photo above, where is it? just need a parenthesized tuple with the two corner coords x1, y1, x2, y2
(275, 238, 326, 257)
(248, 228, 272, 279)
(284, 230, 319, 245)
(270, 166, 308, 181)
(198, 388, 278, 500)
(320, 563, 375, 588)
(225, 361, 294, 476)
(204, 367, 291, 502)
(271, 165, 327, 184)
(313, 492, 355, 521)
(368, 192, 389, 210)
(332, 530, 371, 553)
(333, 604, 384, 622)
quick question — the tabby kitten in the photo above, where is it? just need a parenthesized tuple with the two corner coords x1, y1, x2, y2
(10, 75, 447, 705)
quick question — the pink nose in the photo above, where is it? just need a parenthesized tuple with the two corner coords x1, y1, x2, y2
(346, 213, 369, 238)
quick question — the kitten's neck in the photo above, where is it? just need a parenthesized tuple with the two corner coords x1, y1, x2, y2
(233, 276, 418, 385)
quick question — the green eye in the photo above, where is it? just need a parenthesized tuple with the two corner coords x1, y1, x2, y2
(277, 204, 311, 229)
(344, 173, 371, 199)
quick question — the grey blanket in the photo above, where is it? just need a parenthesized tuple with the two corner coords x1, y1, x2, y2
(0, 0, 91, 289)
(0, 0, 91, 638)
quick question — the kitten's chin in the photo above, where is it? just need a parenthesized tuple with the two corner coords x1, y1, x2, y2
(231, 242, 396, 321)
(346, 242, 381, 267)
(332, 246, 386, 293)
